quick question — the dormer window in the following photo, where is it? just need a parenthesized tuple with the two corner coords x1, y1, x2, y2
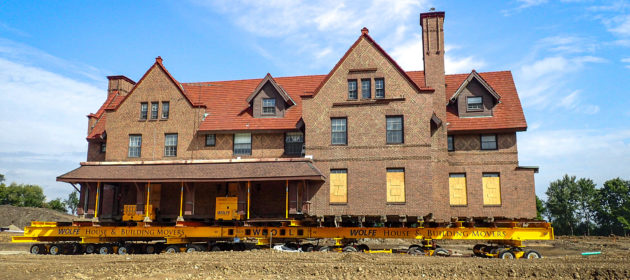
(375, 78, 385, 98)
(467, 96, 483, 112)
(262, 98, 276, 115)
(348, 80, 358, 100)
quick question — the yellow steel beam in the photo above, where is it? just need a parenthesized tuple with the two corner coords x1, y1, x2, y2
(179, 182, 184, 218)
(94, 182, 100, 219)
(247, 181, 251, 220)
(285, 180, 289, 219)
(145, 181, 151, 219)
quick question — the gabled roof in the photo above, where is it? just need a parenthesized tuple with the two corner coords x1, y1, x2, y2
(87, 91, 124, 140)
(311, 28, 431, 97)
(245, 73, 295, 106)
(448, 70, 501, 103)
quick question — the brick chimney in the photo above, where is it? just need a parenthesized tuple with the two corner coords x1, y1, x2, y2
(106, 75, 136, 97)
(420, 10, 446, 109)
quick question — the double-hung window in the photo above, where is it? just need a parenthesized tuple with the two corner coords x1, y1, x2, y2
(161, 101, 169, 119)
(285, 132, 304, 155)
(467, 96, 483, 111)
(205, 134, 215, 147)
(481, 134, 497, 150)
(331, 118, 347, 145)
(375, 78, 385, 98)
(447, 135, 454, 151)
(164, 134, 178, 157)
(140, 103, 148, 120)
(128, 135, 142, 158)
(386, 116, 403, 144)
(262, 98, 276, 115)
(361, 79, 371, 99)
(348, 80, 358, 100)
(150, 102, 159, 119)
(234, 133, 252, 155)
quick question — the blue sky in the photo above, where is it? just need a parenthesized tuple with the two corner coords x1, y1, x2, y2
(0, 0, 629, 201)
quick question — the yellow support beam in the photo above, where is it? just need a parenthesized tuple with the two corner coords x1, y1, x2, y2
(144, 181, 151, 222)
(94, 182, 100, 219)
(178, 182, 184, 221)
(247, 181, 251, 220)
(285, 180, 289, 219)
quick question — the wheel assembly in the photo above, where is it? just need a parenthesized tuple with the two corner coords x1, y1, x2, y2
(498, 250, 516, 259)
(30, 244, 45, 255)
(49, 244, 62, 255)
(523, 250, 542, 259)
(98, 245, 112, 255)
(164, 245, 180, 253)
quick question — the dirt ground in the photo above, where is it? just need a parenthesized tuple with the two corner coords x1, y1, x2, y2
(0, 205, 74, 229)
(1, 234, 630, 279)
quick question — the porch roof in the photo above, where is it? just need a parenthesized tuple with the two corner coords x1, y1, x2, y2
(57, 159, 324, 183)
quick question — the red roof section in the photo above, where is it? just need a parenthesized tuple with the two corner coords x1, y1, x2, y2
(415, 70, 526, 132)
(184, 75, 326, 132)
(88, 69, 526, 137)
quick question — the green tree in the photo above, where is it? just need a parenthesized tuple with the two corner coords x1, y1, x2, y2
(45, 198, 66, 213)
(595, 178, 630, 235)
(64, 191, 79, 215)
(1, 183, 46, 207)
(545, 175, 579, 235)
(575, 178, 597, 235)
(0, 173, 5, 183)
(536, 195, 546, 221)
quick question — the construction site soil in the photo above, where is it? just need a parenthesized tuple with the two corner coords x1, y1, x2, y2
(1, 233, 629, 280)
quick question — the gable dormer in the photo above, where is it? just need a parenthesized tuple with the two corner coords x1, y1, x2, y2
(449, 70, 500, 118)
(246, 73, 295, 118)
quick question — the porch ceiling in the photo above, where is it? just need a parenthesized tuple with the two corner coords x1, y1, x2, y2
(57, 160, 324, 183)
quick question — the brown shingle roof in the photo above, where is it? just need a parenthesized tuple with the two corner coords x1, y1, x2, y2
(57, 160, 324, 183)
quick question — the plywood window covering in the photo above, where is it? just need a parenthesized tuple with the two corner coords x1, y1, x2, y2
(482, 173, 501, 206)
(449, 173, 467, 206)
(329, 169, 347, 204)
(348, 80, 357, 100)
(386, 168, 405, 203)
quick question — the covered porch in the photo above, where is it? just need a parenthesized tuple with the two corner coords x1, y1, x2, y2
(57, 159, 324, 223)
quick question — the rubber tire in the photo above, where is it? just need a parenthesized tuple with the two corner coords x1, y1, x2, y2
(164, 245, 180, 253)
(49, 244, 62, 255)
(210, 245, 222, 252)
(472, 244, 485, 257)
(524, 250, 542, 259)
(433, 248, 451, 257)
(186, 244, 204, 253)
(118, 246, 130, 255)
(356, 244, 369, 252)
(342, 246, 357, 253)
(85, 244, 96, 254)
(98, 245, 112, 255)
(145, 244, 156, 254)
(30, 244, 44, 255)
(407, 247, 423, 255)
(318, 246, 332, 252)
(301, 244, 314, 252)
(498, 250, 516, 259)
(70, 243, 81, 255)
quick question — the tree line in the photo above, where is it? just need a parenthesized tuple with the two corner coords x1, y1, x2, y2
(538, 175, 630, 236)
(0, 174, 78, 215)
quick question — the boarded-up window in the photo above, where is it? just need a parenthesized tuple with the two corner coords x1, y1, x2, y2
(329, 169, 347, 204)
(386, 168, 405, 203)
(482, 173, 501, 205)
(449, 174, 467, 206)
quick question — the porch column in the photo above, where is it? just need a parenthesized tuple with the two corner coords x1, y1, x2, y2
(144, 181, 152, 222)
(285, 180, 289, 219)
(177, 181, 184, 222)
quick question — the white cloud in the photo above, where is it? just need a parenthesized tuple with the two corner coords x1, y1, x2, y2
(622, 57, 630, 63)
(519, 129, 630, 198)
(517, 0, 548, 9)
(389, 39, 486, 73)
(0, 41, 105, 199)
(608, 14, 630, 36)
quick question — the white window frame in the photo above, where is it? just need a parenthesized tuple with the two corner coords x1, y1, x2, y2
(164, 133, 178, 157)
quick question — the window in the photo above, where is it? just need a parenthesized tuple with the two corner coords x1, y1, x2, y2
(329, 169, 347, 204)
(375, 78, 385, 98)
(331, 118, 347, 145)
(205, 134, 216, 147)
(467, 96, 483, 111)
(348, 80, 358, 100)
(447, 135, 454, 151)
(386, 168, 405, 203)
(161, 101, 169, 119)
(481, 134, 497, 150)
(150, 102, 159, 119)
(164, 134, 178, 157)
(100, 143, 106, 153)
(449, 174, 467, 206)
(128, 135, 142, 158)
(140, 103, 148, 120)
(285, 132, 304, 155)
(361, 79, 371, 99)
(234, 133, 252, 155)
(482, 173, 501, 205)
(386, 116, 403, 144)
(262, 98, 276, 115)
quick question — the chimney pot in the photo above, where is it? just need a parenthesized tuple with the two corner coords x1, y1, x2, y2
(156, 56, 163, 64)
(361, 27, 369, 35)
